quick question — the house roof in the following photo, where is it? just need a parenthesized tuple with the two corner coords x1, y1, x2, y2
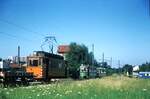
(57, 45, 70, 54)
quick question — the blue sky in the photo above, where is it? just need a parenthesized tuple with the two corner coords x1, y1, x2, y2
(0, 0, 150, 67)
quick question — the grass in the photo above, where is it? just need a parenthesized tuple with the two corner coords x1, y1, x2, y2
(0, 75, 150, 99)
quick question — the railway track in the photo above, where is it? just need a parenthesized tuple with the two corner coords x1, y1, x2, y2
(0, 78, 74, 88)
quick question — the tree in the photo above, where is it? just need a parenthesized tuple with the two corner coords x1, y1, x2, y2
(140, 62, 150, 71)
(65, 43, 93, 79)
(122, 64, 133, 76)
(65, 43, 90, 68)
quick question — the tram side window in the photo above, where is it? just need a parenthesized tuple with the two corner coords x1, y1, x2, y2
(58, 63, 63, 69)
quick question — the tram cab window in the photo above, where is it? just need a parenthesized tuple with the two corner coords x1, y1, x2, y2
(33, 60, 38, 66)
(29, 60, 38, 66)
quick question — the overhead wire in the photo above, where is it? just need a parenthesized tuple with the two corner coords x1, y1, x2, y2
(0, 31, 18, 40)
(0, 18, 60, 51)
(0, 31, 34, 42)
(0, 18, 45, 37)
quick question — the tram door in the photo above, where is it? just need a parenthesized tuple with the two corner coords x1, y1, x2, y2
(43, 58, 50, 81)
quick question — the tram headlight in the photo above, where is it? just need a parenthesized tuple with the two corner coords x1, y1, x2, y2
(0, 72, 4, 77)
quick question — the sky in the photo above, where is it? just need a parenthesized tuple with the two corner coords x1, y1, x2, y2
(0, 0, 150, 67)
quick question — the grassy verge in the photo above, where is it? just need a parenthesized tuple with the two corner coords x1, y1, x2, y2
(0, 75, 150, 99)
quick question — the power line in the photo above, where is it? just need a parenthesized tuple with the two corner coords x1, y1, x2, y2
(0, 31, 34, 42)
(0, 31, 18, 40)
(0, 18, 45, 37)
(0, 19, 61, 53)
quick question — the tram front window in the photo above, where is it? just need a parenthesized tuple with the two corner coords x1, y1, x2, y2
(33, 60, 38, 66)
(29, 60, 38, 66)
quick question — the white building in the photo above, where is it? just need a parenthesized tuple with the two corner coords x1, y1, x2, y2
(0, 59, 10, 69)
(132, 65, 139, 77)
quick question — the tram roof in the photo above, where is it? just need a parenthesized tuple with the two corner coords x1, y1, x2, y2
(32, 51, 64, 59)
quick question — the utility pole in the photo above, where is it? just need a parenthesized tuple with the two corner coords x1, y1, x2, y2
(118, 60, 120, 68)
(18, 46, 20, 67)
(92, 44, 94, 66)
(110, 57, 112, 67)
(102, 52, 104, 64)
(118, 60, 121, 74)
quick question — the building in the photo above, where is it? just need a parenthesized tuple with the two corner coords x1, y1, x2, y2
(8, 56, 27, 68)
(132, 65, 139, 77)
(57, 45, 70, 60)
(0, 59, 10, 69)
(9, 56, 27, 64)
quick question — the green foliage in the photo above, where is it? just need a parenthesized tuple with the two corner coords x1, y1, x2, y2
(101, 62, 108, 68)
(106, 68, 116, 75)
(140, 62, 150, 72)
(122, 64, 133, 75)
(65, 42, 94, 68)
